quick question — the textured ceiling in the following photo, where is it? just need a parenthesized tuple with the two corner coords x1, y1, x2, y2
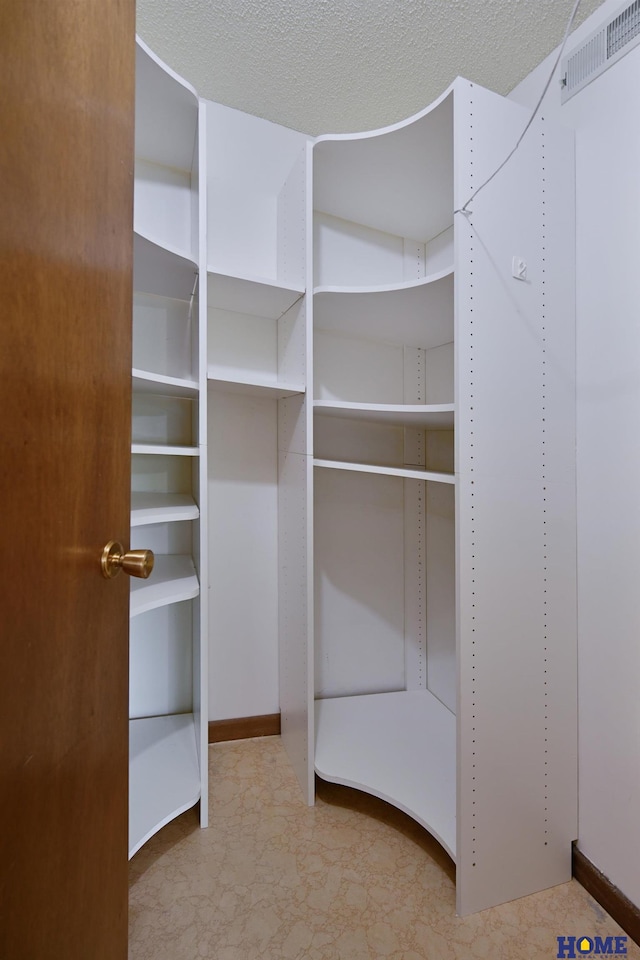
(136, 0, 606, 135)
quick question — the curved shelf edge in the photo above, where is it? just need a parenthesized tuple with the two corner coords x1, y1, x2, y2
(314, 690, 456, 861)
(314, 401, 454, 429)
(134, 228, 197, 269)
(130, 555, 200, 617)
(313, 83, 455, 146)
(136, 35, 198, 100)
(129, 714, 200, 859)
(313, 265, 453, 297)
(130, 493, 199, 527)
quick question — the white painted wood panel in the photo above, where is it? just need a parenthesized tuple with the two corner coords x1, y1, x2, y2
(207, 390, 279, 719)
(133, 291, 195, 384)
(129, 602, 193, 718)
(130, 492, 199, 526)
(454, 80, 576, 915)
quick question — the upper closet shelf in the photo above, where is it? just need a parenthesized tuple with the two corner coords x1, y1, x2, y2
(315, 690, 456, 860)
(314, 401, 454, 429)
(207, 371, 305, 399)
(134, 231, 198, 301)
(314, 88, 453, 247)
(314, 459, 455, 485)
(135, 37, 198, 171)
(130, 555, 199, 618)
(207, 270, 304, 320)
(130, 493, 199, 527)
(313, 272, 454, 350)
(132, 369, 198, 399)
(132, 444, 200, 457)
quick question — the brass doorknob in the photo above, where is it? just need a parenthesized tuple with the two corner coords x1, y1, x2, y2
(101, 540, 154, 580)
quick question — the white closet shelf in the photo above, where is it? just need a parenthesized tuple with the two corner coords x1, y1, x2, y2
(314, 401, 454, 429)
(313, 272, 454, 351)
(315, 690, 456, 860)
(129, 713, 200, 858)
(130, 555, 199, 617)
(132, 369, 199, 398)
(134, 231, 198, 301)
(131, 492, 199, 527)
(207, 370, 305, 399)
(314, 459, 455, 484)
(207, 269, 304, 320)
(135, 38, 198, 173)
(313, 265, 453, 298)
(131, 444, 199, 457)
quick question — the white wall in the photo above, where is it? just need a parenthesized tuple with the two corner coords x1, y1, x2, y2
(510, 0, 640, 907)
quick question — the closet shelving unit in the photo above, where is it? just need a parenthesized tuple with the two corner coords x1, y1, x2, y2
(295, 80, 578, 916)
(129, 38, 208, 859)
(136, 33, 577, 916)
(204, 101, 311, 738)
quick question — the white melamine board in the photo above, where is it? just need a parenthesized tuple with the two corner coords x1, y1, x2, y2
(208, 307, 278, 383)
(278, 447, 314, 803)
(131, 492, 199, 526)
(424, 342, 454, 405)
(277, 147, 307, 289)
(314, 401, 454, 429)
(133, 292, 194, 384)
(132, 369, 198, 398)
(278, 298, 307, 389)
(135, 39, 197, 171)
(314, 90, 453, 244)
(314, 459, 454, 485)
(129, 602, 193, 718)
(134, 231, 197, 301)
(131, 444, 199, 457)
(425, 482, 456, 713)
(129, 714, 200, 858)
(315, 691, 456, 859)
(132, 393, 194, 447)
(206, 100, 310, 282)
(130, 555, 199, 618)
(313, 273, 454, 350)
(314, 416, 404, 469)
(314, 330, 404, 404)
(208, 391, 279, 720)
(207, 271, 303, 319)
(314, 469, 407, 698)
(135, 160, 194, 261)
(207, 374, 305, 399)
(130, 520, 192, 556)
(453, 81, 576, 915)
(131, 454, 193, 494)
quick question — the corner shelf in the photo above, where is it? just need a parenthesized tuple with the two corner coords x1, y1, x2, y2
(130, 555, 200, 618)
(315, 690, 456, 860)
(207, 370, 305, 399)
(313, 271, 454, 350)
(313, 458, 455, 484)
(129, 713, 200, 858)
(314, 401, 454, 429)
(134, 231, 198, 301)
(208, 269, 304, 319)
(132, 369, 199, 399)
(131, 444, 200, 457)
(130, 493, 199, 527)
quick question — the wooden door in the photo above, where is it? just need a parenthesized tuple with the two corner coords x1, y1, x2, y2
(0, 2, 135, 957)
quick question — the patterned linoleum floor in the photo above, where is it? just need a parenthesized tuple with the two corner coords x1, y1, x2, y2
(129, 736, 638, 960)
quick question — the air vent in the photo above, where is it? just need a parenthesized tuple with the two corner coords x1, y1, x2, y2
(561, 0, 640, 102)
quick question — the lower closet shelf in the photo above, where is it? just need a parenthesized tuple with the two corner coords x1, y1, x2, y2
(314, 689, 456, 860)
(129, 714, 201, 858)
(130, 555, 199, 617)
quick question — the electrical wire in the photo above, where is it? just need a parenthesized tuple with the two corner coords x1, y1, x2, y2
(455, 0, 582, 215)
